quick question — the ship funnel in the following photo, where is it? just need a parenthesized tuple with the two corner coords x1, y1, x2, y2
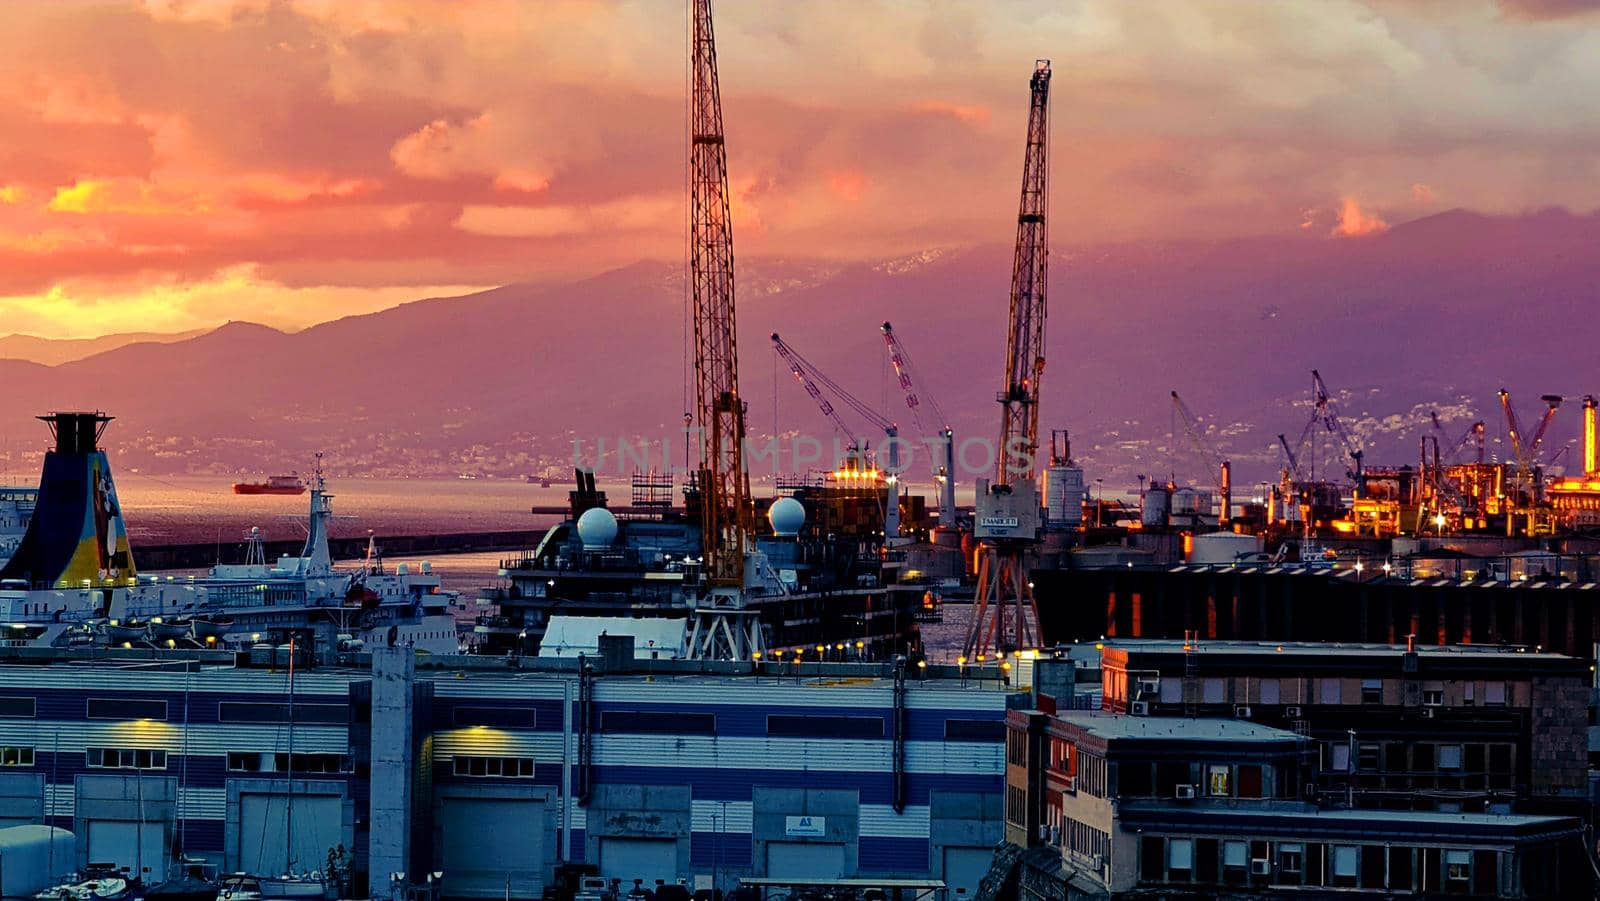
(0, 412, 136, 588)
(1585, 395, 1597, 477)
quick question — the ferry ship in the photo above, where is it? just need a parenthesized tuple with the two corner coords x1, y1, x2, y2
(0, 485, 34, 568)
(0, 413, 459, 657)
(231, 475, 306, 495)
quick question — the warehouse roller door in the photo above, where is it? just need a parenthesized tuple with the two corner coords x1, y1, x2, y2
(765, 842, 845, 880)
(87, 820, 167, 880)
(942, 847, 993, 899)
(439, 798, 546, 899)
(599, 837, 678, 890)
(238, 793, 342, 877)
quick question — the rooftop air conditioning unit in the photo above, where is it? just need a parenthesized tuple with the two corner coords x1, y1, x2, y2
(1064, 775, 1077, 793)
(1037, 824, 1049, 841)
(1175, 784, 1197, 800)
(1421, 708, 1436, 719)
(1285, 705, 1302, 718)
(1250, 859, 1271, 876)
(1234, 705, 1252, 718)
(1091, 854, 1105, 872)
(1130, 701, 1150, 716)
(1136, 678, 1159, 697)
(1049, 825, 1061, 844)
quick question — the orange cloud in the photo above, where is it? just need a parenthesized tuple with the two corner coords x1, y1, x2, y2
(1411, 182, 1436, 205)
(1332, 196, 1387, 237)
(48, 179, 210, 216)
(913, 100, 991, 126)
(826, 170, 868, 203)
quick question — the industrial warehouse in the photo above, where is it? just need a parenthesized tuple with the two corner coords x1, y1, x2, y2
(0, 645, 1014, 899)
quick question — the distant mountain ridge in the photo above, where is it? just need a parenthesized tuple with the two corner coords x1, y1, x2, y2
(0, 208, 1594, 487)
(0, 328, 213, 366)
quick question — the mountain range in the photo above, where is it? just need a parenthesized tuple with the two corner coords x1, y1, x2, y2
(0, 207, 1596, 493)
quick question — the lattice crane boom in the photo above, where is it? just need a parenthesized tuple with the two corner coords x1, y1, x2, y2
(689, 0, 750, 591)
(882, 321, 957, 526)
(995, 59, 1051, 486)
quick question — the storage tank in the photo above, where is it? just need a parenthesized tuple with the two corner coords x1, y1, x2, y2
(1141, 484, 1171, 527)
(1042, 465, 1085, 527)
(0, 825, 75, 898)
(1170, 488, 1213, 521)
(1188, 532, 1263, 565)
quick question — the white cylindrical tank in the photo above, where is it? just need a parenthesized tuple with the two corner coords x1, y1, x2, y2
(1141, 485, 1171, 527)
(768, 496, 806, 537)
(0, 825, 75, 898)
(1043, 465, 1085, 527)
(1188, 532, 1263, 565)
(576, 507, 620, 549)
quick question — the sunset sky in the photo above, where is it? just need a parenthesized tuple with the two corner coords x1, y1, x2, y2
(2, 0, 1598, 339)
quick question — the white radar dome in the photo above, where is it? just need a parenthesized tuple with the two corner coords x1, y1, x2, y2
(576, 507, 619, 549)
(768, 497, 806, 537)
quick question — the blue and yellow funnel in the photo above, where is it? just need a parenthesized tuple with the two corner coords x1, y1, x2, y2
(0, 413, 136, 588)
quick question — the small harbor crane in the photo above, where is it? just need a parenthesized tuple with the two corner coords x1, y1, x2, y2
(881, 321, 958, 529)
(770, 332, 902, 539)
(1171, 391, 1232, 525)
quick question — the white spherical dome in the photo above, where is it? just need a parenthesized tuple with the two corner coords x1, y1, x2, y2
(576, 507, 619, 548)
(768, 497, 806, 537)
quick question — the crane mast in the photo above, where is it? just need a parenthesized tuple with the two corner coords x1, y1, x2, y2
(687, 0, 757, 658)
(966, 59, 1051, 660)
(997, 60, 1052, 486)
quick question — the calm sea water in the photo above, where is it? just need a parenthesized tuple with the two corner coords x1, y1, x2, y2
(111, 474, 976, 655)
(112, 473, 600, 545)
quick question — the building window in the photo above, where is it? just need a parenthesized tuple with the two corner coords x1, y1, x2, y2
(1328, 743, 1350, 772)
(1445, 849, 1470, 884)
(1320, 678, 1341, 705)
(1484, 681, 1506, 705)
(766, 714, 882, 739)
(1202, 678, 1225, 704)
(0, 697, 35, 718)
(1278, 843, 1303, 874)
(601, 711, 716, 735)
(1361, 679, 1382, 704)
(1223, 840, 1247, 869)
(88, 699, 167, 721)
(226, 752, 348, 773)
(1207, 765, 1230, 797)
(945, 719, 1006, 742)
(1259, 678, 1280, 705)
(1332, 845, 1358, 886)
(1167, 838, 1193, 880)
(1357, 743, 1380, 771)
(1237, 764, 1263, 799)
(452, 756, 534, 778)
(218, 702, 345, 724)
(0, 746, 33, 766)
(1423, 689, 1444, 707)
(87, 748, 166, 770)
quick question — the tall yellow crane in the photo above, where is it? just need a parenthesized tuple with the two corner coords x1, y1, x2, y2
(686, 0, 758, 659)
(966, 60, 1051, 659)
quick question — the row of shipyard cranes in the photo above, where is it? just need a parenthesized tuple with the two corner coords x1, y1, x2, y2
(1162, 370, 1600, 541)
(678, 0, 1068, 659)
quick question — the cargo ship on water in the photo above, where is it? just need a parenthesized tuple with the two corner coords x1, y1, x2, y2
(231, 474, 306, 495)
